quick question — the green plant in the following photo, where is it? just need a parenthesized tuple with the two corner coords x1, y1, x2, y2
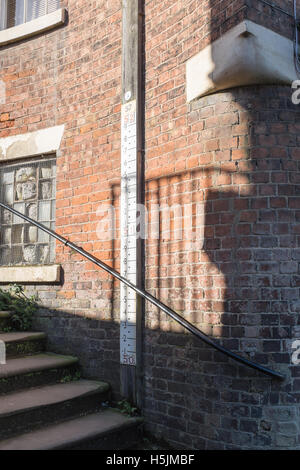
(117, 399, 139, 417)
(60, 371, 81, 383)
(2, 326, 13, 333)
(0, 284, 38, 331)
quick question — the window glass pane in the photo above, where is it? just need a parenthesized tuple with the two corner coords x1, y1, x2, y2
(2, 227, 11, 245)
(27, 203, 37, 220)
(26, 0, 46, 22)
(23, 244, 37, 264)
(13, 203, 25, 224)
(0, 0, 5, 30)
(40, 162, 52, 179)
(26, 225, 38, 243)
(0, 247, 11, 265)
(3, 184, 13, 204)
(39, 244, 49, 264)
(38, 201, 51, 221)
(40, 180, 53, 200)
(51, 199, 56, 219)
(11, 224, 23, 243)
(38, 228, 49, 243)
(2, 209, 12, 225)
(49, 241, 55, 262)
(7, 0, 24, 28)
(0, 156, 56, 266)
(11, 246, 23, 264)
(2, 171, 14, 184)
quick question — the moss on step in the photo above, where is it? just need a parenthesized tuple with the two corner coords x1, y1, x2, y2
(0, 364, 80, 395)
(60, 371, 82, 383)
(6, 338, 46, 359)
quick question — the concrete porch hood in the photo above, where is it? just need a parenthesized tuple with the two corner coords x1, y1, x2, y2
(186, 19, 299, 101)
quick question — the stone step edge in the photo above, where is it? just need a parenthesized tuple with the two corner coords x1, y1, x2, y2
(0, 353, 79, 379)
(0, 409, 143, 450)
(0, 379, 110, 419)
(0, 332, 46, 344)
(0, 311, 11, 319)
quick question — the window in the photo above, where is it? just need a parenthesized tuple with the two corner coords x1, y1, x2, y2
(0, 0, 60, 30)
(0, 156, 56, 266)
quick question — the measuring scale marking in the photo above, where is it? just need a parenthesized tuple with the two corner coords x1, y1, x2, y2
(120, 100, 137, 366)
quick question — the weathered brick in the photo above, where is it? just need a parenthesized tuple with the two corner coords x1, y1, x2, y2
(0, 0, 299, 451)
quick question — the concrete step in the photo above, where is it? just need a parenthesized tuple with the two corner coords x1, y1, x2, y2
(0, 325, 143, 449)
(0, 311, 10, 318)
(0, 353, 79, 394)
(0, 332, 46, 358)
(0, 408, 143, 450)
(0, 379, 110, 440)
(0, 311, 11, 331)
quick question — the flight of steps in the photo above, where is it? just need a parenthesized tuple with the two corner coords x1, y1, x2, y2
(0, 311, 143, 450)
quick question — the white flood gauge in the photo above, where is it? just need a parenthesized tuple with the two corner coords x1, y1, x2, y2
(120, 100, 137, 366)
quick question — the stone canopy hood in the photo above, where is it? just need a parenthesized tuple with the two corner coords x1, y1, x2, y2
(186, 19, 299, 101)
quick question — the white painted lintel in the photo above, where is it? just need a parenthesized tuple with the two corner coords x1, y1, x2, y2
(0, 125, 65, 162)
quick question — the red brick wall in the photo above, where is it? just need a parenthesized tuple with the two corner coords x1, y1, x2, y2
(0, 0, 124, 388)
(142, 0, 300, 449)
(144, 85, 300, 449)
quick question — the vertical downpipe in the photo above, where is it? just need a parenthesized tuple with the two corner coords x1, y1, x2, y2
(120, 0, 144, 408)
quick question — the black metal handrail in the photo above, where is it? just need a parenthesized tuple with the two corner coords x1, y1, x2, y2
(0, 202, 285, 380)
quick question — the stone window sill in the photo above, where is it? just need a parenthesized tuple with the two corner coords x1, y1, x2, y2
(0, 265, 61, 284)
(0, 8, 67, 47)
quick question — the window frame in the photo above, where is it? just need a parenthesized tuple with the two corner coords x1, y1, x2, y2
(0, 126, 63, 282)
(0, 0, 7, 31)
(0, 4, 66, 46)
(0, 155, 57, 268)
